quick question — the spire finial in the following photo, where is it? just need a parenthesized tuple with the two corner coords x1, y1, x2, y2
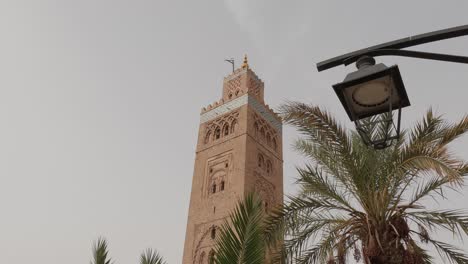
(242, 54, 249, 69)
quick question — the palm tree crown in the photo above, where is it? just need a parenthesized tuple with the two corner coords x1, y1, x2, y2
(270, 102, 468, 264)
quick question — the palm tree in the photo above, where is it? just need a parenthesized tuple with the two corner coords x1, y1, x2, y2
(214, 194, 268, 264)
(91, 237, 113, 264)
(267, 102, 468, 264)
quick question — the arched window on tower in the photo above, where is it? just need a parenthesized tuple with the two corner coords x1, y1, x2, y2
(220, 181, 225, 191)
(254, 122, 259, 136)
(258, 154, 264, 168)
(272, 138, 278, 151)
(266, 161, 272, 174)
(214, 127, 221, 140)
(223, 124, 230, 136)
(211, 227, 216, 239)
(211, 183, 216, 194)
(204, 131, 211, 144)
(260, 127, 265, 139)
(230, 120, 238, 133)
(199, 252, 206, 264)
(266, 133, 272, 146)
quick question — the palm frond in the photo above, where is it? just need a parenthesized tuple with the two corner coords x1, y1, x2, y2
(407, 239, 433, 263)
(399, 110, 468, 183)
(140, 248, 166, 264)
(409, 210, 468, 237)
(427, 238, 468, 264)
(297, 165, 356, 212)
(91, 237, 112, 264)
(407, 175, 451, 207)
(280, 102, 355, 178)
(214, 194, 265, 264)
(439, 114, 468, 145)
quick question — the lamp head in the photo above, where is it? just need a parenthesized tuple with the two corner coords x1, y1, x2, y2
(333, 60, 410, 121)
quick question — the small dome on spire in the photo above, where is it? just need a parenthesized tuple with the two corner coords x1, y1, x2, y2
(241, 54, 249, 69)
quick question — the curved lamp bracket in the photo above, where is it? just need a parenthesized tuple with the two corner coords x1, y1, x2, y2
(317, 24, 468, 71)
(343, 49, 468, 67)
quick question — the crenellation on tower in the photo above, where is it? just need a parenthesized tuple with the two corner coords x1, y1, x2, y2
(183, 57, 283, 264)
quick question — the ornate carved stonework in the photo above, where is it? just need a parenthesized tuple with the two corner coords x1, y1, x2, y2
(203, 111, 239, 144)
(248, 75, 262, 97)
(226, 76, 242, 100)
(205, 153, 232, 198)
(192, 222, 221, 264)
(254, 172, 276, 208)
(253, 112, 279, 152)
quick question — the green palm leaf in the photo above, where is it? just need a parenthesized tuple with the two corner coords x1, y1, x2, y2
(214, 194, 266, 264)
(91, 237, 112, 264)
(140, 248, 166, 264)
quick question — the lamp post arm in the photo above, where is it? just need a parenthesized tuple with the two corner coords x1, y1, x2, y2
(317, 24, 468, 71)
(342, 49, 468, 66)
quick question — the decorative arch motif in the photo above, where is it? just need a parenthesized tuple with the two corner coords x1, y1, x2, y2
(259, 127, 265, 139)
(272, 138, 277, 151)
(254, 173, 276, 213)
(207, 162, 230, 196)
(257, 152, 273, 176)
(204, 131, 211, 144)
(227, 76, 241, 93)
(193, 225, 220, 264)
(252, 112, 279, 152)
(208, 169, 226, 195)
(214, 127, 221, 140)
(198, 251, 206, 264)
(230, 120, 238, 133)
(204, 111, 239, 144)
(226, 76, 242, 100)
(259, 154, 265, 169)
(205, 153, 232, 198)
(266, 160, 272, 174)
(223, 123, 230, 136)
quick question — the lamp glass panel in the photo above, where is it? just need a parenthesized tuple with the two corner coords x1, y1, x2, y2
(352, 80, 390, 107)
(342, 75, 401, 119)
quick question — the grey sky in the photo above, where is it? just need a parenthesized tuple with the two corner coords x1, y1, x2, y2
(0, 1, 467, 263)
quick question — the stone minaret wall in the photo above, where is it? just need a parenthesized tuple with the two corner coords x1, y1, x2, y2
(182, 58, 283, 264)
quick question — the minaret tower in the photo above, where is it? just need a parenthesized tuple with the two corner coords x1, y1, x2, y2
(182, 56, 283, 264)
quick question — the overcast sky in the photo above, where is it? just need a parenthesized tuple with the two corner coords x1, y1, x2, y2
(0, 1, 467, 263)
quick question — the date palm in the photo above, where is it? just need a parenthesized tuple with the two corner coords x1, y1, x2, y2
(268, 102, 468, 264)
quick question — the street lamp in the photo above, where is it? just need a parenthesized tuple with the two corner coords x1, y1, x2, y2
(332, 56, 410, 149)
(317, 25, 468, 149)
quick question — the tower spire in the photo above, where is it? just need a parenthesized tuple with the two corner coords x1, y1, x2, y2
(241, 54, 249, 69)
